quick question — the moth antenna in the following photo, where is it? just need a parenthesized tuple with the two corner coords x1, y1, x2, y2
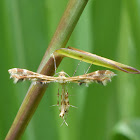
(65, 72, 70, 77)
(51, 53, 57, 74)
(73, 59, 83, 76)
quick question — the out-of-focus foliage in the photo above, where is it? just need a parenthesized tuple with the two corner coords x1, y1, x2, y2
(112, 119, 140, 140)
(1, 0, 140, 140)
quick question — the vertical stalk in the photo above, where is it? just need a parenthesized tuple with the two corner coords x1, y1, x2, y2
(5, 0, 88, 139)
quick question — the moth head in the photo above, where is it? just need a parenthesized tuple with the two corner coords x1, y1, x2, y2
(58, 71, 70, 78)
(58, 70, 66, 77)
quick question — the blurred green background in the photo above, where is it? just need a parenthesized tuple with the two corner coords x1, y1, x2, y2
(1, 0, 140, 140)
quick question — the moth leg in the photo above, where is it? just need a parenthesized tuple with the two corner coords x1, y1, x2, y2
(85, 62, 93, 74)
(65, 92, 77, 108)
(57, 88, 60, 106)
(50, 88, 60, 107)
(60, 119, 68, 127)
(69, 105, 78, 108)
(72, 59, 84, 76)
(51, 53, 57, 74)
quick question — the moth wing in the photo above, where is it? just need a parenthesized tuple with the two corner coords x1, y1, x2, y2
(67, 70, 116, 85)
(8, 68, 57, 83)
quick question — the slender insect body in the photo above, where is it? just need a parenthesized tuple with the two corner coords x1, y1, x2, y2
(59, 84, 67, 118)
(8, 68, 116, 126)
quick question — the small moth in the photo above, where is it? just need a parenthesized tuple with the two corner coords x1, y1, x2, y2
(8, 68, 116, 126)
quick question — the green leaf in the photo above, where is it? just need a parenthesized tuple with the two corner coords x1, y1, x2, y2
(54, 47, 140, 74)
(112, 119, 140, 140)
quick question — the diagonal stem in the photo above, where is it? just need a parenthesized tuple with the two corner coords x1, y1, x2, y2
(5, 0, 88, 139)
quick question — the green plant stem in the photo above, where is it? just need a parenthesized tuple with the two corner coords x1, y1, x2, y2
(5, 0, 88, 139)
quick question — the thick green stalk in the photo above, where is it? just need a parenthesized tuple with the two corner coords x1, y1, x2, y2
(5, 0, 88, 139)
